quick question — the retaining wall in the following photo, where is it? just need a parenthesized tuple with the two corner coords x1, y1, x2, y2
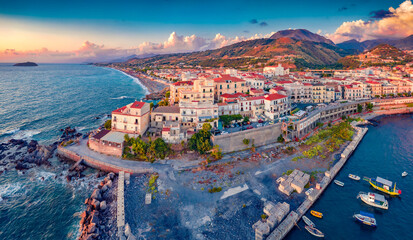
(117, 171, 125, 239)
(212, 123, 282, 153)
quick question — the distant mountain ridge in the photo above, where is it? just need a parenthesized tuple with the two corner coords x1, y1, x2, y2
(269, 29, 335, 45)
(337, 35, 413, 51)
(117, 29, 353, 69)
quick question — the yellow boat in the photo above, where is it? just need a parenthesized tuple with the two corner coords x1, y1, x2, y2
(310, 210, 323, 218)
(367, 176, 401, 196)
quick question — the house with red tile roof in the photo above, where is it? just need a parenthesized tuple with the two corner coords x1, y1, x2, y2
(111, 101, 151, 135)
(213, 75, 248, 100)
(264, 93, 291, 120)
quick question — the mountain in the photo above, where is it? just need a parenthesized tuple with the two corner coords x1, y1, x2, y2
(337, 35, 413, 51)
(109, 53, 158, 63)
(269, 29, 335, 45)
(338, 44, 413, 69)
(118, 32, 353, 69)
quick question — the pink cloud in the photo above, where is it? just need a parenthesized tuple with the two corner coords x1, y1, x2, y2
(327, 0, 413, 43)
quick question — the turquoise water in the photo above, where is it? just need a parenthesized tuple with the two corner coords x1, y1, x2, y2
(0, 64, 146, 239)
(286, 115, 413, 240)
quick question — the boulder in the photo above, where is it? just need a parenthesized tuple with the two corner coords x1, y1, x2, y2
(91, 199, 100, 210)
(108, 172, 115, 180)
(101, 185, 108, 192)
(100, 201, 107, 210)
(91, 189, 101, 200)
(90, 211, 100, 225)
(124, 223, 131, 237)
(105, 180, 112, 188)
(87, 223, 97, 234)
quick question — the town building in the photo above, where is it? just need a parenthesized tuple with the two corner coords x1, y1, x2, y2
(264, 93, 291, 120)
(111, 101, 151, 135)
(213, 75, 248, 100)
(169, 81, 194, 105)
(179, 101, 219, 130)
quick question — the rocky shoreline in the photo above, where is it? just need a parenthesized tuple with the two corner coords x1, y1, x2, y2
(0, 126, 119, 240)
(79, 172, 118, 240)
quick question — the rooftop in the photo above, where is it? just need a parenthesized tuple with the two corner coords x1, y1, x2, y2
(101, 131, 126, 144)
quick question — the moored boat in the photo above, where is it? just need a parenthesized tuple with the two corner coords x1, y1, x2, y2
(353, 211, 377, 227)
(302, 215, 315, 227)
(357, 192, 388, 210)
(334, 180, 344, 186)
(310, 210, 323, 218)
(366, 176, 401, 196)
(402, 171, 408, 177)
(305, 225, 325, 237)
(348, 174, 360, 181)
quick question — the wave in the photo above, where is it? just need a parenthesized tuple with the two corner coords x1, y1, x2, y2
(11, 130, 41, 140)
(110, 96, 134, 100)
(0, 182, 23, 197)
(0, 128, 20, 137)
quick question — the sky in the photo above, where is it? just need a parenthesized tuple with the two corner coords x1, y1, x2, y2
(0, 0, 412, 63)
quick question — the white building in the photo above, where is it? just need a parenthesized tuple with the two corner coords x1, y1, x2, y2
(263, 64, 289, 77)
(264, 93, 291, 120)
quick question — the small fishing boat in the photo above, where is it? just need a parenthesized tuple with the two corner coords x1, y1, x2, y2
(353, 211, 377, 227)
(357, 192, 388, 210)
(302, 216, 315, 227)
(305, 225, 325, 237)
(334, 180, 344, 187)
(365, 176, 401, 196)
(348, 174, 360, 181)
(402, 171, 408, 177)
(310, 210, 323, 218)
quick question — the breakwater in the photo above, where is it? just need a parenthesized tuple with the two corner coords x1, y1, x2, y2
(267, 122, 368, 240)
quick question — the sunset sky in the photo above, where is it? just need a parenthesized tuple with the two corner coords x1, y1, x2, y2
(1, 0, 412, 63)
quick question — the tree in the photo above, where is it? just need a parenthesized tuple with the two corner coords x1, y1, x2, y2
(147, 138, 170, 161)
(104, 120, 112, 130)
(277, 134, 285, 143)
(202, 123, 212, 132)
(341, 115, 347, 120)
(165, 91, 170, 98)
(211, 145, 222, 160)
(357, 104, 363, 113)
(188, 128, 212, 154)
(150, 102, 154, 109)
(243, 138, 250, 145)
(366, 102, 373, 111)
(158, 99, 169, 106)
(243, 116, 250, 122)
(374, 95, 380, 98)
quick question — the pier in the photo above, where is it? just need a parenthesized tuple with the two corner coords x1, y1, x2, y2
(117, 171, 125, 239)
(266, 122, 368, 240)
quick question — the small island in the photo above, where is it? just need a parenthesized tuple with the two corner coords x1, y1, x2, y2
(13, 61, 38, 67)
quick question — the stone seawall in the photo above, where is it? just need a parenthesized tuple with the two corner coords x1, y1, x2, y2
(57, 146, 153, 174)
(267, 122, 368, 240)
(212, 123, 282, 153)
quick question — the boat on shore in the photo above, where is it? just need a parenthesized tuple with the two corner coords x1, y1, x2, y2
(365, 176, 401, 196)
(302, 216, 315, 227)
(349, 174, 360, 181)
(357, 192, 388, 210)
(353, 211, 377, 227)
(310, 210, 323, 218)
(334, 180, 344, 186)
(402, 171, 408, 177)
(305, 225, 325, 237)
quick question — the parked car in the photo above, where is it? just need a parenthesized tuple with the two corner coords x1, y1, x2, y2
(269, 121, 274, 125)
(257, 123, 262, 127)
(221, 131, 229, 135)
(241, 126, 247, 131)
(247, 126, 253, 129)
(230, 124, 235, 128)
(212, 129, 221, 135)
(258, 119, 263, 123)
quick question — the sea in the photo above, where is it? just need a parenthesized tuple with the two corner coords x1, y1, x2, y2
(1, 64, 413, 240)
(0, 63, 147, 239)
(286, 114, 413, 240)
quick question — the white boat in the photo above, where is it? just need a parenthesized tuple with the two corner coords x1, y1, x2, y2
(305, 225, 324, 237)
(305, 188, 314, 196)
(402, 171, 408, 177)
(334, 180, 344, 187)
(353, 211, 377, 227)
(357, 192, 388, 210)
(348, 174, 360, 181)
(302, 216, 315, 227)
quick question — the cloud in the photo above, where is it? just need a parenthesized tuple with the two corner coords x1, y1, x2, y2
(0, 31, 276, 63)
(369, 9, 394, 19)
(249, 19, 258, 24)
(259, 21, 268, 27)
(327, 0, 413, 43)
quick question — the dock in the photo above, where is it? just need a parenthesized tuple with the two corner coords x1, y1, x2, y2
(266, 122, 368, 240)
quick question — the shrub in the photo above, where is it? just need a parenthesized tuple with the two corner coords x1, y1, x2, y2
(104, 120, 112, 130)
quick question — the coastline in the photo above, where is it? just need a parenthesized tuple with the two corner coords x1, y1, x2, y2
(107, 67, 169, 94)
